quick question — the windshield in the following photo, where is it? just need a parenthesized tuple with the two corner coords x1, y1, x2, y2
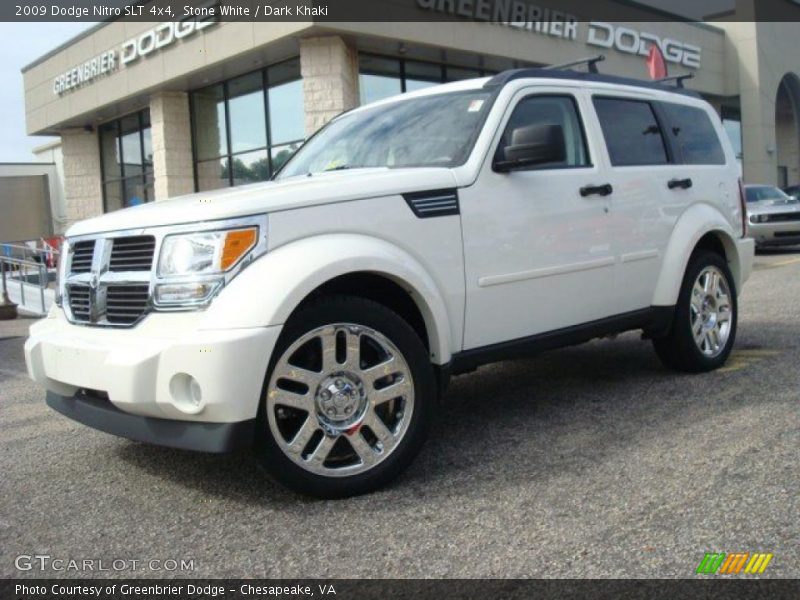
(276, 90, 492, 179)
(745, 185, 795, 203)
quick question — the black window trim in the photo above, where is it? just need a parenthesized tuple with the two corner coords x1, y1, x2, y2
(492, 92, 594, 173)
(98, 108, 153, 213)
(591, 94, 673, 168)
(189, 56, 304, 192)
(358, 51, 500, 96)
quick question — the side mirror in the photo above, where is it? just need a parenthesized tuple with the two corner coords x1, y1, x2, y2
(494, 124, 566, 172)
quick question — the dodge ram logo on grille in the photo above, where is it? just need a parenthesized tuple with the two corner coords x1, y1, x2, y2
(64, 235, 156, 327)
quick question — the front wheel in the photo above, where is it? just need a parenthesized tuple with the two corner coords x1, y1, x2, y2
(256, 295, 435, 498)
(652, 250, 737, 372)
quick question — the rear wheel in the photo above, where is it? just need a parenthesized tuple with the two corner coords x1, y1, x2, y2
(257, 295, 435, 498)
(652, 250, 737, 372)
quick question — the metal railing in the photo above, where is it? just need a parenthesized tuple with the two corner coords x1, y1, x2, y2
(1, 242, 60, 316)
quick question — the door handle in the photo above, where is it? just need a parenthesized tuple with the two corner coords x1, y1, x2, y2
(668, 178, 693, 190)
(580, 183, 613, 197)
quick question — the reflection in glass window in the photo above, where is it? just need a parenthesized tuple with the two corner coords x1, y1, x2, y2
(593, 98, 669, 166)
(269, 79, 304, 145)
(99, 110, 153, 212)
(190, 58, 304, 190)
(193, 84, 227, 161)
(278, 90, 492, 178)
(360, 74, 403, 104)
(662, 103, 725, 165)
(358, 53, 498, 105)
(497, 96, 590, 169)
(722, 106, 742, 161)
(228, 72, 267, 154)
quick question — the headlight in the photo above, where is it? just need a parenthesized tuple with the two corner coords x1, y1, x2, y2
(158, 228, 257, 277)
(155, 220, 264, 309)
(749, 214, 769, 224)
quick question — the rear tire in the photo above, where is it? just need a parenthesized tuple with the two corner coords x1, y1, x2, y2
(652, 250, 737, 373)
(256, 295, 435, 498)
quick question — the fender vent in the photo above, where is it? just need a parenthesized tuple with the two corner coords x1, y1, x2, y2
(403, 189, 459, 218)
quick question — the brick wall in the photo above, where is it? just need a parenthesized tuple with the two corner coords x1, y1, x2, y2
(60, 128, 103, 229)
(300, 36, 360, 136)
(150, 92, 195, 200)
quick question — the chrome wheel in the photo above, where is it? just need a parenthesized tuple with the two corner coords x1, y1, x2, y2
(266, 323, 414, 478)
(690, 266, 733, 358)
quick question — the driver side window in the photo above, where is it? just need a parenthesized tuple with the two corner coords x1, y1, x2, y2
(496, 95, 590, 170)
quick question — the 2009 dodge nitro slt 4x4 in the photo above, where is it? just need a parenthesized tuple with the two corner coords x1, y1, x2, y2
(25, 67, 754, 497)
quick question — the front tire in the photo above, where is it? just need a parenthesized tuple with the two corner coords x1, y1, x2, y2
(256, 295, 435, 498)
(652, 250, 737, 372)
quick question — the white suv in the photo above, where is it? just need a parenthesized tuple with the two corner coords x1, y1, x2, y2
(25, 67, 754, 497)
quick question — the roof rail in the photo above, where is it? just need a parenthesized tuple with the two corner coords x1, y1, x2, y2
(543, 55, 605, 74)
(655, 73, 695, 88)
(483, 68, 701, 99)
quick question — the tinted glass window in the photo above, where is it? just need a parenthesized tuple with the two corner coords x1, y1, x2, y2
(227, 72, 267, 154)
(662, 103, 725, 165)
(190, 58, 303, 190)
(593, 98, 668, 166)
(497, 95, 589, 169)
(99, 110, 153, 212)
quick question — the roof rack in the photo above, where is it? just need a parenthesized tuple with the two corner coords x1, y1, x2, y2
(483, 66, 700, 99)
(544, 55, 606, 74)
(655, 73, 695, 88)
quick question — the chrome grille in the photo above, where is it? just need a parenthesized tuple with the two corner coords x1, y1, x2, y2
(110, 236, 156, 271)
(63, 234, 155, 328)
(67, 285, 91, 321)
(70, 241, 95, 273)
(105, 285, 151, 325)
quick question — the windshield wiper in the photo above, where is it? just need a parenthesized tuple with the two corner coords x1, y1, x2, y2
(322, 164, 351, 172)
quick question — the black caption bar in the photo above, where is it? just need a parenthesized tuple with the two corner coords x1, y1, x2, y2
(4, 0, 800, 22)
(3, 579, 800, 600)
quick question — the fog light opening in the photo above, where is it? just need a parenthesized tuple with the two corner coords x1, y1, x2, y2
(169, 373, 204, 414)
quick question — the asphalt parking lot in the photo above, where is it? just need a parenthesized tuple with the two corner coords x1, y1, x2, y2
(1, 250, 798, 580)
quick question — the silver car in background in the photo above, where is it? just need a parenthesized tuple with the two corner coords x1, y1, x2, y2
(746, 184, 800, 248)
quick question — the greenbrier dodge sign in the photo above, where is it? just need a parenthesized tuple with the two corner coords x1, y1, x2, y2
(52, 19, 216, 96)
(415, 0, 702, 69)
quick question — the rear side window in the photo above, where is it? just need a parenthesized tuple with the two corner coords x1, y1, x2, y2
(661, 103, 726, 165)
(593, 97, 668, 166)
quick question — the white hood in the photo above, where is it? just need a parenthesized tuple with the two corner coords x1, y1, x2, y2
(67, 168, 458, 237)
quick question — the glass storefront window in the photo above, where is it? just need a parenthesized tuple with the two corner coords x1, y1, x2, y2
(99, 109, 153, 212)
(358, 53, 497, 105)
(722, 106, 743, 161)
(269, 79, 304, 145)
(191, 58, 303, 191)
(405, 60, 443, 92)
(228, 72, 267, 154)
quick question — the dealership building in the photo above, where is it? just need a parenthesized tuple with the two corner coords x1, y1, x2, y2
(20, 1, 800, 233)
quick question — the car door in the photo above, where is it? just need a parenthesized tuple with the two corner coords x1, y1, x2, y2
(459, 89, 618, 350)
(590, 94, 679, 313)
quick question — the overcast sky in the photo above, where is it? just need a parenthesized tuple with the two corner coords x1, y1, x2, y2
(0, 22, 92, 163)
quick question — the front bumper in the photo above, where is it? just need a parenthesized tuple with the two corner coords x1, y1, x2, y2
(748, 221, 800, 246)
(25, 310, 281, 448)
(46, 390, 255, 452)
